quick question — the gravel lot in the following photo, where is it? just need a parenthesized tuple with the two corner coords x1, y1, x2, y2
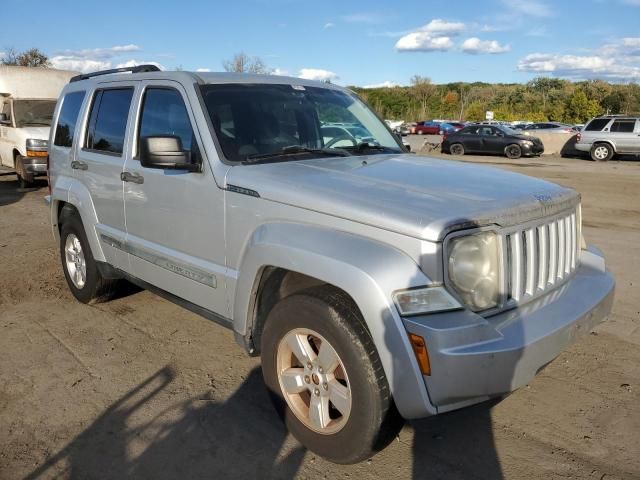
(1, 151, 639, 480)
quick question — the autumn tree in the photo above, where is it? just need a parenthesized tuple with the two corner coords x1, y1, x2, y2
(410, 75, 436, 119)
(222, 52, 269, 74)
(1, 48, 51, 67)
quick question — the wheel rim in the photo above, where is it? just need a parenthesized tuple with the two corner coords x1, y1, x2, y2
(507, 146, 520, 157)
(594, 146, 608, 159)
(451, 144, 463, 155)
(65, 233, 87, 289)
(276, 328, 352, 435)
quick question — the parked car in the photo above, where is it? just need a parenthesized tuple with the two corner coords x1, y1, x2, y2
(523, 122, 578, 134)
(438, 122, 460, 135)
(412, 121, 441, 135)
(442, 124, 544, 158)
(49, 66, 614, 464)
(393, 123, 411, 136)
(446, 121, 466, 131)
(0, 66, 76, 187)
(575, 115, 640, 161)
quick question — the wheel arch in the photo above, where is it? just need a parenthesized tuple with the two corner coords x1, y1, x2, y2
(233, 222, 437, 418)
(592, 140, 616, 153)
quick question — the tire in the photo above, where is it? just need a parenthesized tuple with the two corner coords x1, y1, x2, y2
(59, 212, 118, 304)
(505, 144, 522, 159)
(590, 143, 613, 161)
(260, 286, 400, 464)
(450, 143, 465, 156)
(417, 130, 423, 135)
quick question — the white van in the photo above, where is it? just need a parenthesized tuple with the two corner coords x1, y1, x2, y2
(0, 66, 76, 187)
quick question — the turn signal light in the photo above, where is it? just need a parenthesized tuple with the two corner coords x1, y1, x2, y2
(26, 150, 48, 157)
(408, 333, 431, 376)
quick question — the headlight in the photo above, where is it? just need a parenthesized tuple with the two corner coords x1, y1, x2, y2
(26, 138, 48, 149)
(393, 287, 461, 316)
(448, 231, 500, 311)
(521, 140, 533, 146)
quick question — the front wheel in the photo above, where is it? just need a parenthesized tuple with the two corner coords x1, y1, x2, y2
(260, 286, 400, 464)
(505, 144, 522, 159)
(450, 143, 465, 156)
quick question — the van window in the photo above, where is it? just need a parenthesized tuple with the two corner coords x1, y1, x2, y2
(138, 88, 198, 160)
(585, 118, 611, 131)
(610, 119, 636, 133)
(54, 91, 85, 147)
(86, 88, 134, 155)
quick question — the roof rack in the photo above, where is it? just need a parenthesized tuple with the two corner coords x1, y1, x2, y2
(69, 64, 161, 83)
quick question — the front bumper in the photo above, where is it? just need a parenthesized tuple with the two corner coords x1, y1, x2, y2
(403, 246, 614, 413)
(521, 142, 544, 156)
(18, 156, 48, 180)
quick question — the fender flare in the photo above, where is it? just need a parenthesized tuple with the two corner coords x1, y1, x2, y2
(233, 222, 437, 418)
(51, 175, 106, 262)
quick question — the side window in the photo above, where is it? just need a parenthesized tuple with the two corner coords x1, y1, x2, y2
(86, 88, 134, 155)
(585, 118, 610, 131)
(54, 91, 85, 147)
(138, 88, 199, 162)
(610, 119, 636, 133)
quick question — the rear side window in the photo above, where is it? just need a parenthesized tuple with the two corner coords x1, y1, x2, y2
(610, 119, 636, 133)
(585, 118, 611, 131)
(54, 91, 85, 147)
(86, 88, 134, 155)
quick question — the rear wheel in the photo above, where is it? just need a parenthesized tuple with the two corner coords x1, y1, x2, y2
(505, 144, 522, 159)
(60, 212, 118, 304)
(590, 143, 613, 161)
(450, 143, 465, 156)
(260, 286, 400, 464)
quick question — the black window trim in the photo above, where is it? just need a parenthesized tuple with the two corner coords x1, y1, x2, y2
(82, 86, 135, 157)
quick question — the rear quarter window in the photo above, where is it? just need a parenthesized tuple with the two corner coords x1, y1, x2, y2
(53, 91, 86, 147)
(610, 119, 636, 133)
(585, 118, 611, 132)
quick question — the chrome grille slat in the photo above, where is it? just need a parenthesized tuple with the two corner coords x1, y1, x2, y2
(505, 207, 580, 306)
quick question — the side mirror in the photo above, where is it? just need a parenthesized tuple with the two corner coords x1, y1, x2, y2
(140, 135, 200, 172)
(0, 113, 10, 125)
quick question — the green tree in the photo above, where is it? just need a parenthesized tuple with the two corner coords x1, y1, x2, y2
(565, 89, 601, 123)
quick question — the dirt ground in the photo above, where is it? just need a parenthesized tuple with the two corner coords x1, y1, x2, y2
(1, 150, 639, 480)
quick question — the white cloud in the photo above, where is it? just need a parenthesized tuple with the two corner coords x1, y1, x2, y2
(323, 22, 335, 29)
(50, 57, 111, 73)
(56, 44, 140, 60)
(362, 81, 400, 88)
(517, 53, 640, 81)
(272, 68, 290, 76)
(196, 68, 211, 72)
(501, 0, 552, 17)
(115, 59, 164, 70)
(394, 18, 465, 52)
(49, 44, 163, 74)
(461, 38, 511, 54)
(396, 33, 454, 52)
(298, 68, 338, 81)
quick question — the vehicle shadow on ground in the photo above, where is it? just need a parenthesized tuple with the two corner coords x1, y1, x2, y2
(25, 367, 306, 480)
(0, 175, 45, 207)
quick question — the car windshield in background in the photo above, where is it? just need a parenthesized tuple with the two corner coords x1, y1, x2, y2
(199, 83, 402, 162)
(13, 100, 56, 127)
(497, 125, 521, 136)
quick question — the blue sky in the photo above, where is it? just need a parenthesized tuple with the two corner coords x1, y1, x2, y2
(3, 0, 640, 86)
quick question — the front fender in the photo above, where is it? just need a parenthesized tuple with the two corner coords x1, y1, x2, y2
(233, 222, 437, 418)
(51, 175, 106, 262)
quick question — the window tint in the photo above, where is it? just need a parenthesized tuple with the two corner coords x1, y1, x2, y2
(460, 126, 479, 135)
(585, 118, 611, 131)
(139, 88, 197, 158)
(54, 91, 85, 147)
(86, 88, 134, 154)
(610, 119, 636, 133)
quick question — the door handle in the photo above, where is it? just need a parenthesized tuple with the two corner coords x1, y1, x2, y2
(120, 171, 144, 184)
(70, 160, 88, 170)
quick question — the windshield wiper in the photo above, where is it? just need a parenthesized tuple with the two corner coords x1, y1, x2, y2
(22, 122, 50, 126)
(343, 143, 399, 154)
(243, 145, 351, 164)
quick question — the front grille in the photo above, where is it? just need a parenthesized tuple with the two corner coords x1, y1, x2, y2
(505, 206, 581, 305)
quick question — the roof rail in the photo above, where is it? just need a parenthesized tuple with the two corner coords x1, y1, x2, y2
(69, 64, 161, 83)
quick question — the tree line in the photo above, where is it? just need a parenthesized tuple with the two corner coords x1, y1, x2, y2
(352, 76, 640, 124)
(3, 48, 638, 124)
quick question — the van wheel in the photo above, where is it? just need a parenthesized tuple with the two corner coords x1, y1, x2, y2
(260, 286, 400, 464)
(417, 130, 423, 135)
(60, 213, 117, 304)
(450, 143, 465, 156)
(505, 144, 522, 159)
(590, 143, 613, 161)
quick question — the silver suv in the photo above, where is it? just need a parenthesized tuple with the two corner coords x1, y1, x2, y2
(48, 66, 615, 464)
(575, 115, 640, 161)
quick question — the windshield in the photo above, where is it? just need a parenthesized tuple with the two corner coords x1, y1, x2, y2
(199, 83, 402, 162)
(496, 125, 521, 136)
(12, 100, 56, 127)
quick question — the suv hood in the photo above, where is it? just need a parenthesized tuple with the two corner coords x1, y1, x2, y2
(17, 126, 50, 139)
(227, 154, 579, 242)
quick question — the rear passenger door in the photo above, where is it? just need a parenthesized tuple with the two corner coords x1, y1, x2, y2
(73, 83, 137, 270)
(608, 118, 639, 153)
